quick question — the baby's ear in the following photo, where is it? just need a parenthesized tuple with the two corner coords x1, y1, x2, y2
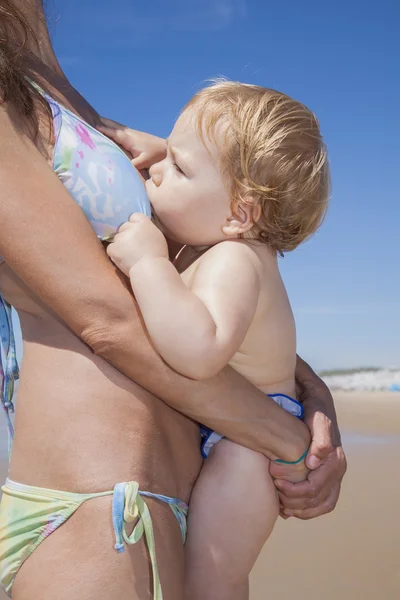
(222, 198, 261, 237)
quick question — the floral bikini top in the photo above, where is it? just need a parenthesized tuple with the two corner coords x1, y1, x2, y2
(0, 81, 152, 456)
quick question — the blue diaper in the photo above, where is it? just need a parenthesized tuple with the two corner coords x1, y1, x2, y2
(200, 393, 304, 458)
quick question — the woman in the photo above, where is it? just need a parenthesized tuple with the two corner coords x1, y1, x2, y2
(0, 1, 346, 599)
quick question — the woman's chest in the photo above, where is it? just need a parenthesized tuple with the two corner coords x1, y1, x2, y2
(50, 109, 151, 241)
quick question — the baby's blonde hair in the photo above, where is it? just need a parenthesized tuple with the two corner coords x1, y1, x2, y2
(184, 80, 330, 254)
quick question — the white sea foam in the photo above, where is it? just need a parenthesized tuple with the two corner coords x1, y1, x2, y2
(321, 368, 400, 392)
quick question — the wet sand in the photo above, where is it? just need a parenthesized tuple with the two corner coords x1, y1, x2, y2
(1, 391, 400, 599)
(250, 392, 400, 599)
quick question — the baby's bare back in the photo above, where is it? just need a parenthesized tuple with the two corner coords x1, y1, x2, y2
(230, 246, 296, 395)
(179, 242, 296, 396)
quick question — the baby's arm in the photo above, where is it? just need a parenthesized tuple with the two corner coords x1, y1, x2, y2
(107, 215, 260, 379)
(98, 118, 166, 170)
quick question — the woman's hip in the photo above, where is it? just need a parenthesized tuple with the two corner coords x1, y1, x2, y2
(9, 392, 202, 501)
(0, 478, 187, 599)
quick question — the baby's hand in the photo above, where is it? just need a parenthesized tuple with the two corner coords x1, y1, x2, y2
(98, 118, 167, 170)
(107, 214, 169, 276)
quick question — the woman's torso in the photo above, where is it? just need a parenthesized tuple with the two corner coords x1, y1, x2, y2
(0, 75, 201, 502)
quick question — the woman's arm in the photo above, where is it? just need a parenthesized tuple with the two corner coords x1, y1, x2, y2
(0, 105, 309, 463)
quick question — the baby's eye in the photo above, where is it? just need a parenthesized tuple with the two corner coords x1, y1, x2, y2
(172, 161, 185, 175)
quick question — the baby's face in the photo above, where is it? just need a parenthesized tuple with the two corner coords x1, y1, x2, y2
(145, 109, 233, 246)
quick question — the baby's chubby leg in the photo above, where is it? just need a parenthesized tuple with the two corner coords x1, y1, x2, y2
(185, 439, 279, 600)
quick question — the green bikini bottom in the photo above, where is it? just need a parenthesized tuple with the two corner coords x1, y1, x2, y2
(0, 478, 188, 599)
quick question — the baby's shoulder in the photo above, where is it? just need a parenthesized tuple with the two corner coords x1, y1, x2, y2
(188, 240, 262, 294)
(199, 240, 279, 285)
(199, 239, 263, 270)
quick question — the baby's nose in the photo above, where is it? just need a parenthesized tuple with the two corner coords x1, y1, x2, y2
(149, 163, 162, 187)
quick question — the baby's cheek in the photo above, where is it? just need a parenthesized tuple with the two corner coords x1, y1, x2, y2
(161, 198, 186, 220)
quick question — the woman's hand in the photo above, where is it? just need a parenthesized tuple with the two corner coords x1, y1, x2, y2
(270, 457, 310, 485)
(98, 118, 167, 170)
(107, 214, 169, 276)
(271, 357, 347, 519)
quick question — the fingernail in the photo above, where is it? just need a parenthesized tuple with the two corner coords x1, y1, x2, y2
(284, 510, 293, 517)
(307, 455, 321, 469)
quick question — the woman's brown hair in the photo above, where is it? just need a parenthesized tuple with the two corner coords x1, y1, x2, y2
(0, 0, 50, 135)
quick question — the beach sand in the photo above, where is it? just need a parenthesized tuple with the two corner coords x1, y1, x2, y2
(250, 392, 400, 599)
(1, 391, 400, 599)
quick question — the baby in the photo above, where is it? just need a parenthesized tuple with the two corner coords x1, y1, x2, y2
(102, 80, 330, 600)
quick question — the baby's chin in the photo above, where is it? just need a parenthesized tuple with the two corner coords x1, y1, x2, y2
(150, 211, 186, 245)
(150, 204, 213, 247)
(150, 210, 173, 239)
(150, 210, 164, 231)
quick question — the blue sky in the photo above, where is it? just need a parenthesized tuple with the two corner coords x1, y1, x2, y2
(35, 0, 400, 370)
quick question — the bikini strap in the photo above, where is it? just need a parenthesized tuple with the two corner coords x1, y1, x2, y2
(0, 297, 19, 460)
(112, 482, 163, 599)
(25, 77, 62, 140)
